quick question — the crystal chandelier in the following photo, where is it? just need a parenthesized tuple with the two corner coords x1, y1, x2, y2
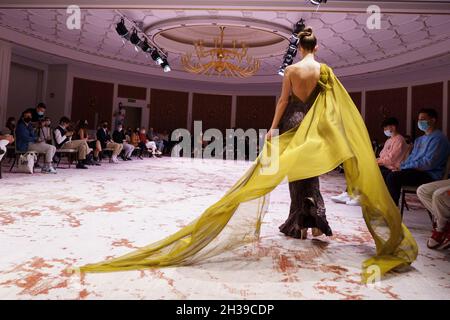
(181, 26, 260, 78)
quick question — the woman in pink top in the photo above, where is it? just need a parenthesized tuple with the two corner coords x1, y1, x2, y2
(377, 117, 410, 180)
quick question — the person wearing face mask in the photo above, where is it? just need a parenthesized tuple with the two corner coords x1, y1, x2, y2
(16, 109, 57, 174)
(385, 108, 450, 207)
(139, 128, 159, 158)
(112, 125, 134, 161)
(53, 117, 91, 169)
(31, 102, 47, 123)
(96, 121, 123, 163)
(38, 117, 53, 145)
(376, 117, 410, 180)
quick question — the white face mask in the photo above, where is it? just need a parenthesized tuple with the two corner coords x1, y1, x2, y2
(384, 130, 392, 137)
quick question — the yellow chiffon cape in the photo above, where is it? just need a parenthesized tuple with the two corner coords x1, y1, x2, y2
(76, 64, 418, 282)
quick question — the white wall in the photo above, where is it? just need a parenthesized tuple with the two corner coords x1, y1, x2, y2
(6, 62, 44, 120)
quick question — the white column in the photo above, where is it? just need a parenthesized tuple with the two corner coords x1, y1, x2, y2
(230, 95, 237, 128)
(0, 40, 12, 127)
(361, 89, 366, 121)
(406, 86, 412, 136)
(187, 91, 193, 132)
(443, 81, 448, 137)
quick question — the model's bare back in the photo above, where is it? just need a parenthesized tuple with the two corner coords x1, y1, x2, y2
(288, 59, 321, 103)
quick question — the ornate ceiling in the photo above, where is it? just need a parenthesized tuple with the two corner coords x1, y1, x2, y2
(0, 2, 449, 83)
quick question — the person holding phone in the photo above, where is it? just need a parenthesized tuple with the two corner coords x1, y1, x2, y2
(53, 116, 90, 169)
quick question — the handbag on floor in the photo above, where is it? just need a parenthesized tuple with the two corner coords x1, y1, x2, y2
(17, 152, 37, 174)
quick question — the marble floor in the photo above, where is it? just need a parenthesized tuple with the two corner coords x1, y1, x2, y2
(0, 156, 448, 299)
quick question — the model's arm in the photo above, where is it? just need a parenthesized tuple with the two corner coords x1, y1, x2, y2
(266, 67, 292, 140)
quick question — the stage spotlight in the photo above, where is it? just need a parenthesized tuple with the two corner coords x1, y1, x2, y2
(283, 54, 294, 64)
(310, 0, 327, 5)
(151, 50, 164, 65)
(139, 39, 151, 53)
(289, 35, 300, 46)
(287, 45, 298, 56)
(130, 29, 141, 45)
(278, 18, 305, 76)
(162, 59, 171, 72)
(293, 18, 305, 34)
(116, 18, 129, 37)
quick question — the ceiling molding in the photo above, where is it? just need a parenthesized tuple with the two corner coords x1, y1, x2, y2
(1, 1, 450, 14)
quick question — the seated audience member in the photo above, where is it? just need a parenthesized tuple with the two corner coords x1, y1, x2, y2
(53, 117, 89, 169)
(385, 108, 450, 206)
(76, 119, 101, 165)
(377, 117, 410, 180)
(113, 124, 135, 161)
(148, 127, 164, 154)
(0, 133, 14, 162)
(139, 128, 159, 157)
(16, 109, 57, 174)
(160, 130, 170, 153)
(31, 102, 47, 123)
(131, 129, 144, 160)
(38, 117, 53, 145)
(96, 121, 123, 164)
(5, 117, 16, 135)
(417, 180, 450, 249)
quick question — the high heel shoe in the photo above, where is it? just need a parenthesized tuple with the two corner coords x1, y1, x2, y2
(312, 228, 323, 237)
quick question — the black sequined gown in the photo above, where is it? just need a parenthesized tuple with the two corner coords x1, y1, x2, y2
(278, 86, 333, 238)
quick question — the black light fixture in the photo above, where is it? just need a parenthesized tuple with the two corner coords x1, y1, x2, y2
(129, 29, 142, 52)
(293, 19, 306, 34)
(139, 39, 151, 53)
(289, 35, 300, 47)
(130, 29, 141, 45)
(115, 18, 128, 37)
(161, 59, 171, 72)
(151, 50, 164, 65)
(278, 19, 305, 76)
(310, 0, 327, 5)
(115, 16, 171, 72)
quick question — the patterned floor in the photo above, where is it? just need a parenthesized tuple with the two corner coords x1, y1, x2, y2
(0, 157, 449, 299)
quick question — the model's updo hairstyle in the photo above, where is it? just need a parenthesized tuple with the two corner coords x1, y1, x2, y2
(298, 27, 317, 52)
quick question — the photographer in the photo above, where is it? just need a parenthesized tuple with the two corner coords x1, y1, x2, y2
(53, 117, 90, 169)
(16, 109, 57, 174)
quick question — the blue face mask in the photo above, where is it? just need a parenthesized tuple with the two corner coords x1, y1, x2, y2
(37, 111, 44, 116)
(418, 120, 429, 132)
(384, 130, 392, 137)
